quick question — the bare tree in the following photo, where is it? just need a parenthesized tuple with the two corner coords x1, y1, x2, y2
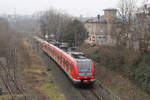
(135, 1, 150, 52)
(39, 8, 71, 41)
(116, 0, 137, 47)
(0, 18, 11, 56)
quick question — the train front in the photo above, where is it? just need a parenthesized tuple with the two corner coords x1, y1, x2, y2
(77, 59, 95, 84)
(70, 52, 95, 84)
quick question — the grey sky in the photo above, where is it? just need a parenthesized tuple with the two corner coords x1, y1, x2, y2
(0, 0, 146, 17)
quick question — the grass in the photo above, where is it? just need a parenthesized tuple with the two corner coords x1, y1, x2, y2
(40, 83, 65, 100)
(20, 37, 66, 100)
(0, 94, 27, 100)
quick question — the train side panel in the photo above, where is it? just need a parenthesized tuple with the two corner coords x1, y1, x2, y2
(41, 41, 79, 83)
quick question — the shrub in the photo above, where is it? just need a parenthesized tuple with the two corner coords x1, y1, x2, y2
(79, 44, 150, 92)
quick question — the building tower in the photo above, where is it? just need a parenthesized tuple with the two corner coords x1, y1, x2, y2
(104, 8, 117, 44)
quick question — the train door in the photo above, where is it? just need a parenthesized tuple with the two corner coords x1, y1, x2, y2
(62, 57, 65, 69)
(64, 57, 68, 71)
(45, 44, 48, 52)
(42, 43, 45, 51)
(48, 46, 51, 56)
(66, 59, 69, 72)
(50, 47, 52, 56)
(56, 52, 59, 62)
(57, 52, 61, 64)
(51, 48, 53, 58)
(69, 61, 72, 74)
(54, 50, 56, 60)
(60, 54, 62, 65)
(54, 50, 57, 60)
(41, 42, 44, 50)
(44, 44, 47, 52)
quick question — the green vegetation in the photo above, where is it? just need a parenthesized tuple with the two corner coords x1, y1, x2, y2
(38, 68, 66, 100)
(40, 83, 65, 100)
(40, 9, 87, 47)
(22, 37, 66, 100)
(79, 44, 150, 93)
(61, 19, 87, 46)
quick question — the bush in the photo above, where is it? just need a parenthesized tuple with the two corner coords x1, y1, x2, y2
(79, 44, 150, 92)
(130, 55, 150, 92)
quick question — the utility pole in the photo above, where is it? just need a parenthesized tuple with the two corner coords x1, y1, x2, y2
(74, 31, 77, 47)
(14, 8, 16, 22)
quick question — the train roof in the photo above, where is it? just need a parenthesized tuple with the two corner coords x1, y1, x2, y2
(44, 41, 75, 61)
(42, 39, 90, 61)
(67, 52, 88, 59)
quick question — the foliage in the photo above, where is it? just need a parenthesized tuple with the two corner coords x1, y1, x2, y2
(39, 8, 71, 40)
(130, 54, 150, 92)
(39, 8, 87, 46)
(61, 19, 87, 46)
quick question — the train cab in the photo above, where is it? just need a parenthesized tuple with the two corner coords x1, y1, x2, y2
(68, 52, 95, 84)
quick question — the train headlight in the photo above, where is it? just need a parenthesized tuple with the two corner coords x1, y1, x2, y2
(76, 76, 80, 79)
(91, 76, 95, 78)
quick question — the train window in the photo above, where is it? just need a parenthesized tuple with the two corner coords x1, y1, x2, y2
(45, 45, 47, 50)
(46, 45, 47, 49)
(55, 51, 57, 58)
(44, 44, 46, 49)
(49, 46, 51, 51)
(47, 45, 49, 51)
(55, 52, 57, 57)
(57, 54, 60, 63)
(58, 53, 60, 61)
(66, 60, 68, 67)
(63, 57, 65, 65)
(56, 52, 59, 59)
(50, 48, 52, 55)
(54, 51, 56, 57)
(64, 57, 67, 67)
(61, 57, 63, 65)
(57, 52, 59, 58)
(69, 62, 72, 73)
(49, 46, 51, 53)
(77, 60, 92, 76)
(64, 58, 66, 66)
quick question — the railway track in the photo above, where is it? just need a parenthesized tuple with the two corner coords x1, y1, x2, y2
(0, 34, 28, 100)
(90, 88, 103, 100)
(79, 89, 102, 100)
(77, 84, 103, 100)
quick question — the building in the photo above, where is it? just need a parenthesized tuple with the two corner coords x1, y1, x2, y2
(84, 8, 118, 45)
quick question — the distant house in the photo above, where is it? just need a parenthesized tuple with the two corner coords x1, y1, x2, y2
(84, 8, 119, 45)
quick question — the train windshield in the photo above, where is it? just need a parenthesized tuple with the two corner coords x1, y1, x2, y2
(77, 60, 92, 76)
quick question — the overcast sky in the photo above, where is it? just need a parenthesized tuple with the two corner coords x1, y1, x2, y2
(0, 0, 146, 17)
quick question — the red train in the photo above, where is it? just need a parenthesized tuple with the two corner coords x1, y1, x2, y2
(35, 37, 95, 84)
